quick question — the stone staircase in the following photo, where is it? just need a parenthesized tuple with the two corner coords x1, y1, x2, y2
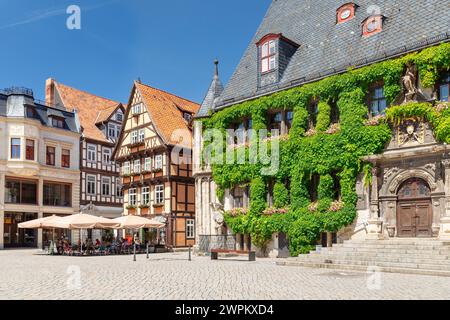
(277, 239, 450, 277)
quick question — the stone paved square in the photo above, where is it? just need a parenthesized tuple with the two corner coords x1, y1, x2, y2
(1, 250, 450, 300)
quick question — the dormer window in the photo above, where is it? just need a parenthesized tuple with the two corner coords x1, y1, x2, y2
(26, 106, 37, 119)
(257, 34, 299, 88)
(51, 117, 65, 129)
(362, 15, 384, 37)
(261, 39, 277, 73)
(336, 3, 357, 24)
(116, 112, 123, 122)
(183, 112, 193, 122)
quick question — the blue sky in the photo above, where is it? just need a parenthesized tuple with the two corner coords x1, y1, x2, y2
(0, 0, 271, 104)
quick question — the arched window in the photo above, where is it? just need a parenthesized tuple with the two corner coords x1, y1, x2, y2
(260, 39, 277, 73)
(257, 34, 281, 73)
(336, 3, 357, 24)
(398, 178, 430, 200)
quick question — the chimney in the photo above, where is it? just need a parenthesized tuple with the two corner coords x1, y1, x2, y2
(45, 78, 56, 107)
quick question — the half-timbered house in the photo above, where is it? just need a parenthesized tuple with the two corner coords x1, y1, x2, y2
(45, 79, 125, 230)
(113, 81, 199, 247)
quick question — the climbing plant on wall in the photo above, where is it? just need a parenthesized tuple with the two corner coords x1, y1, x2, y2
(203, 43, 450, 256)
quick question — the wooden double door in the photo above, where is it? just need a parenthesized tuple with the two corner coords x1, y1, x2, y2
(397, 178, 432, 238)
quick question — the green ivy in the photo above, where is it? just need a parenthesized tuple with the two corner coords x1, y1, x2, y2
(208, 43, 450, 256)
(273, 182, 290, 209)
(316, 102, 331, 132)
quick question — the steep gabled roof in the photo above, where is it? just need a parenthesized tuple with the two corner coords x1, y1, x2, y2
(216, 0, 450, 108)
(95, 103, 124, 124)
(49, 80, 124, 143)
(135, 82, 200, 145)
(196, 60, 224, 118)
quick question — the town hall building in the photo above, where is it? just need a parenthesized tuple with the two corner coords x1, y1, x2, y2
(194, 0, 450, 266)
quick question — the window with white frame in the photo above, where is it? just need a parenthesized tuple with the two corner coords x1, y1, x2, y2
(102, 177, 111, 196)
(129, 188, 137, 206)
(87, 175, 96, 195)
(116, 112, 123, 122)
(108, 123, 116, 139)
(131, 131, 138, 144)
(102, 148, 111, 164)
(123, 161, 130, 175)
(155, 154, 163, 170)
(260, 39, 277, 73)
(139, 129, 145, 142)
(134, 159, 141, 174)
(155, 185, 164, 204)
(116, 179, 123, 197)
(133, 103, 142, 115)
(144, 157, 152, 172)
(186, 219, 195, 239)
(116, 125, 121, 138)
(10, 138, 21, 159)
(87, 144, 97, 162)
(142, 186, 150, 205)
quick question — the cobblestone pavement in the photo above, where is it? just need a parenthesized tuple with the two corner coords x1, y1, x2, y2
(1, 250, 450, 300)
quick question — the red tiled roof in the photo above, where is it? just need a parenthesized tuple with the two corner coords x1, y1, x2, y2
(134, 82, 200, 145)
(52, 82, 123, 143)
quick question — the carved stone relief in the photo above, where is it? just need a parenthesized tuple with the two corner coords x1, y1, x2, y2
(397, 120, 425, 146)
(383, 167, 400, 183)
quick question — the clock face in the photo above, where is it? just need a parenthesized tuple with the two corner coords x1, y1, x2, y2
(340, 9, 351, 20)
(367, 20, 379, 32)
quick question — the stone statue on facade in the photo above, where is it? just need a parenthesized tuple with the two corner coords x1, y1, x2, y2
(402, 63, 418, 103)
(210, 202, 225, 232)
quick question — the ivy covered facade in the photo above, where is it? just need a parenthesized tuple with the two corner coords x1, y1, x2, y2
(194, 0, 450, 257)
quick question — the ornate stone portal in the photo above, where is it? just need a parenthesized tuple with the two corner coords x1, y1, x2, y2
(359, 63, 449, 240)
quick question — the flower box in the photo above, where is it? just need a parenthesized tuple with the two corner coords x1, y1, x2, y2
(262, 207, 288, 216)
(305, 128, 317, 137)
(329, 201, 344, 212)
(226, 208, 249, 217)
(308, 202, 319, 212)
(325, 123, 341, 135)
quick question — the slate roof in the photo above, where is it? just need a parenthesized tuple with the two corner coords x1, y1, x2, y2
(216, 0, 450, 109)
(196, 61, 225, 118)
(50, 81, 124, 143)
(33, 103, 79, 132)
(134, 82, 200, 145)
(0, 89, 78, 132)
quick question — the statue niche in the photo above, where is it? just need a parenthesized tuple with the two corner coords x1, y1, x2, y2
(386, 63, 436, 149)
(394, 63, 428, 105)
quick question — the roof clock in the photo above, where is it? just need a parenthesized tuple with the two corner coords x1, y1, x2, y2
(362, 15, 385, 37)
(336, 3, 358, 24)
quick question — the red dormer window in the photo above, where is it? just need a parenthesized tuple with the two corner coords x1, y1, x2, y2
(336, 3, 357, 24)
(362, 15, 384, 37)
(257, 34, 279, 73)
